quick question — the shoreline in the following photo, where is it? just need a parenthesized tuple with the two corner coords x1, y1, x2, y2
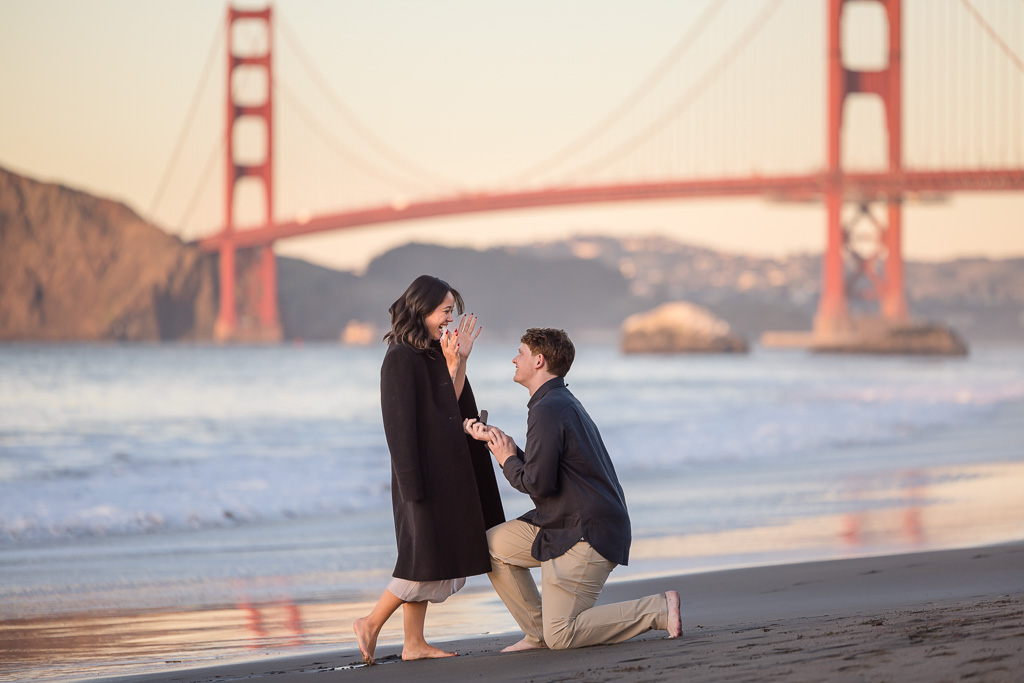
(72, 540, 1024, 682)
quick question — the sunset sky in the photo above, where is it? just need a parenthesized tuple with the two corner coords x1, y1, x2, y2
(1, 0, 1021, 272)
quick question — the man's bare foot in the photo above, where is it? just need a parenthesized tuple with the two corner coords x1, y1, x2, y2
(352, 617, 377, 665)
(666, 590, 682, 638)
(402, 643, 458, 661)
(501, 637, 548, 653)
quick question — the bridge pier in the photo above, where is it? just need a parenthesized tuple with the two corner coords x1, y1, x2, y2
(214, 242, 281, 343)
(881, 200, 907, 322)
(814, 186, 851, 340)
(213, 240, 237, 341)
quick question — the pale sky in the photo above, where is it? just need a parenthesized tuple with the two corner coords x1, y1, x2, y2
(1, 0, 1021, 272)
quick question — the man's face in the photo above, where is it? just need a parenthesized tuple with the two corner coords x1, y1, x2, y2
(512, 343, 540, 386)
(423, 292, 455, 341)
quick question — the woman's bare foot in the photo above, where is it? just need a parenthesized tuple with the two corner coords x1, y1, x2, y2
(666, 590, 682, 638)
(402, 643, 458, 661)
(352, 617, 378, 665)
(501, 637, 548, 653)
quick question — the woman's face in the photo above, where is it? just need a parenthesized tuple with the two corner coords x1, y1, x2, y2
(423, 291, 456, 341)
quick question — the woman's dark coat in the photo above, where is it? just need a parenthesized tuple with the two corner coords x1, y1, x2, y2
(381, 341, 505, 581)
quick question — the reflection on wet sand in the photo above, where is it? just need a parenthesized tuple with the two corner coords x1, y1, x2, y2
(839, 469, 927, 547)
(0, 589, 516, 682)
(2, 460, 1023, 682)
(629, 460, 1024, 564)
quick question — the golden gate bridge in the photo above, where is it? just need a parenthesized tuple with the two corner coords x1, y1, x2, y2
(159, 0, 1024, 342)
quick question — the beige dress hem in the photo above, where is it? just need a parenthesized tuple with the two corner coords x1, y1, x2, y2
(386, 577, 466, 603)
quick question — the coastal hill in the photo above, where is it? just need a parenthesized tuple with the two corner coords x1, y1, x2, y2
(2, 164, 1022, 344)
(0, 166, 219, 341)
(517, 236, 1024, 344)
(280, 242, 637, 341)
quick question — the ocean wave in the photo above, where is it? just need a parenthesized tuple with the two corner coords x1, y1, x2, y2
(3, 344, 1023, 544)
(0, 447, 393, 543)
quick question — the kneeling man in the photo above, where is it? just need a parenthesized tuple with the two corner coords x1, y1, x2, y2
(465, 327, 681, 651)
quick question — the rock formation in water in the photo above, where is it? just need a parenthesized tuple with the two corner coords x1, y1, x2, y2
(621, 301, 748, 353)
(812, 321, 969, 356)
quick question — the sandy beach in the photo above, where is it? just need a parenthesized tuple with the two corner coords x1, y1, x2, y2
(81, 541, 1024, 683)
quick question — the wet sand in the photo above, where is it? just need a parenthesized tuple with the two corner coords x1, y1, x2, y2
(92, 541, 1024, 683)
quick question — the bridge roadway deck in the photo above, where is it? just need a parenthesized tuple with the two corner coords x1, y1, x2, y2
(196, 169, 1024, 250)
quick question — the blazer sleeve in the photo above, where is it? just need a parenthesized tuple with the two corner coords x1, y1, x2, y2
(380, 347, 424, 502)
(502, 404, 562, 498)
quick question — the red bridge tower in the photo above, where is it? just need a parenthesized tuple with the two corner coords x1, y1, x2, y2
(215, 6, 281, 342)
(816, 0, 908, 340)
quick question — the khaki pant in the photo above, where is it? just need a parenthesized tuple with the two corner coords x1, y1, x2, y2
(486, 519, 668, 650)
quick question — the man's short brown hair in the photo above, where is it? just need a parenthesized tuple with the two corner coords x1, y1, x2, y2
(521, 328, 575, 377)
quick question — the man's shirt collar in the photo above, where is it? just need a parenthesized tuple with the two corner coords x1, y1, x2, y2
(528, 376, 566, 408)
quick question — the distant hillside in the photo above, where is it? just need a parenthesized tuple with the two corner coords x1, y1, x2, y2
(518, 235, 1024, 344)
(368, 243, 635, 336)
(278, 241, 637, 342)
(0, 166, 218, 341)
(3, 164, 1022, 344)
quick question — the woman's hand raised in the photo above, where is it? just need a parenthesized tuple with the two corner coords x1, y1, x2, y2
(441, 329, 460, 378)
(456, 314, 482, 359)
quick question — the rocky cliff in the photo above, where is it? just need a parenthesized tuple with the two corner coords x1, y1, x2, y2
(0, 166, 218, 341)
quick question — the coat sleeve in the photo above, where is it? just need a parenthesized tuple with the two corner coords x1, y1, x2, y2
(502, 404, 562, 498)
(459, 377, 507, 529)
(380, 347, 424, 503)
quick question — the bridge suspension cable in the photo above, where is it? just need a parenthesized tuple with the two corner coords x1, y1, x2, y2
(503, 0, 728, 185)
(277, 80, 440, 195)
(177, 129, 223, 233)
(563, 0, 786, 183)
(277, 10, 459, 192)
(960, 0, 1024, 73)
(177, 25, 268, 236)
(909, 0, 1024, 170)
(147, 14, 224, 224)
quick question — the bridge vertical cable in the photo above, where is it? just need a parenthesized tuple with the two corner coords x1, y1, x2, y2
(905, 0, 1024, 173)
(500, 0, 729, 185)
(557, 0, 795, 186)
(276, 11, 458, 192)
(272, 7, 466, 224)
(147, 14, 224, 235)
(956, 0, 1024, 167)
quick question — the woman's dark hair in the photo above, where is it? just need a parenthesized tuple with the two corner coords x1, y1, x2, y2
(383, 275, 465, 349)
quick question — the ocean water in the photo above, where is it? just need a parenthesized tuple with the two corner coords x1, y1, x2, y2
(1, 341, 1024, 621)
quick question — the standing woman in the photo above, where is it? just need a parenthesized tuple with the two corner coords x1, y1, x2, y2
(353, 275, 505, 664)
